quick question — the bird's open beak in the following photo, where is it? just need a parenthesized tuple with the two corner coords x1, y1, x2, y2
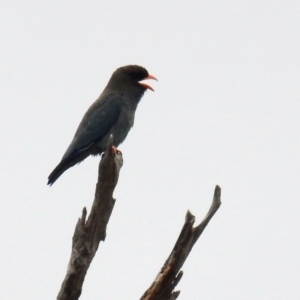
(139, 75, 157, 91)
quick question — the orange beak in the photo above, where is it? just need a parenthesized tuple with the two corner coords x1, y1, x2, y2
(139, 74, 158, 91)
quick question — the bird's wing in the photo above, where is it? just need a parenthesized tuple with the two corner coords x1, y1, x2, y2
(62, 94, 123, 161)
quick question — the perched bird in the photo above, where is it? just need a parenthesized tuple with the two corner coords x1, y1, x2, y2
(48, 65, 156, 185)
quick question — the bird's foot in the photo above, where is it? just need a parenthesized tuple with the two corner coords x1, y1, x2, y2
(102, 146, 121, 158)
(112, 146, 122, 155)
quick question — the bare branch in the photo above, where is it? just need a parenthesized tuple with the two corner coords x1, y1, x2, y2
(57, 135, 123, 300)
(140, 185, 221, 300)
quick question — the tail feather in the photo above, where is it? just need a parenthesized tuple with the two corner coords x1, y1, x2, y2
(48, 148, 98, 186)
(47, 160, 72, 186)
(47, 154, 86, 185)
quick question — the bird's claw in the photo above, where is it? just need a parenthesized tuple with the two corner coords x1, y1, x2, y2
(102, 146, 121, 158)
(112, 146, 122, 156)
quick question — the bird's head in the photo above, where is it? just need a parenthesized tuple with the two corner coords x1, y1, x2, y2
(108, 65, 157, 94)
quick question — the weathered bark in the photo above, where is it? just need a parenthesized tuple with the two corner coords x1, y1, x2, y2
(57, 135, 123, 300)
(140, 186, 221, 300)
(56, 134, 221, 299)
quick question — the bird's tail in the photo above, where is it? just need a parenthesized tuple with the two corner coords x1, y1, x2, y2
(47, 151, 89, 185)
(47, 160, 69, 186)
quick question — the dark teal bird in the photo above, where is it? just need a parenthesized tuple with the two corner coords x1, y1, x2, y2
(48, 65, 156, 185)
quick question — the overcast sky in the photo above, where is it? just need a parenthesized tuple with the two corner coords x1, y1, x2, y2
(1, 1, 300, 299)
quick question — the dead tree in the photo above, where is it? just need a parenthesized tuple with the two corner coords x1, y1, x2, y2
(140, 186, 221, 300)
(57, 136, 221, 299)
(57, 136, 123, 300)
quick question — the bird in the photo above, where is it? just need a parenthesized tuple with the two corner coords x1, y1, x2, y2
(47, 65, 157, 185)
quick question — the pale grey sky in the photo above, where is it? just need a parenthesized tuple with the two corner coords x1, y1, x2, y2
(1, 1, 300, 299)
